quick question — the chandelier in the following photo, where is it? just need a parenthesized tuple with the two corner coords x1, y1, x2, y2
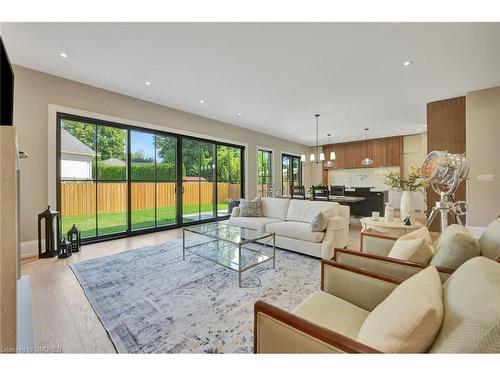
(301, 114, 336, 164)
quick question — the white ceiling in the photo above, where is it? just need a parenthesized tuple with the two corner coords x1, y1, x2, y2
(3, 22, 500, 145)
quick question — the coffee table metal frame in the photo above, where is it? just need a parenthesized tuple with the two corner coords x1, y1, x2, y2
(182, 223, 276, 287)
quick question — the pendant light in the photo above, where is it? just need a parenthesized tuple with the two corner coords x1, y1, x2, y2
(324, 133, 336, 168)
(361, 127, 374, 166)
(301, 114, 324, 163)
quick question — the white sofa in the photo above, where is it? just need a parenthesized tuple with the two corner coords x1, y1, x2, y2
(228, 198, 350, 259)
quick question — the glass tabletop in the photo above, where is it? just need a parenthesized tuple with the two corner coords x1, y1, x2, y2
(183, 222, 272, 245)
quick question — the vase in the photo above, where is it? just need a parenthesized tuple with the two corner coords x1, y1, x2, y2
(400, 191, 415, 222)
(384, 203, 394, 222)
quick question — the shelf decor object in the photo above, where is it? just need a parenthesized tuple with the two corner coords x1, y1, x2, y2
(67, 224, 81, 253)
(384, 167, 427, 223)
(58, 238, 72, 259)
(361, 128, 374, 166)
(37, 205, 61, 258)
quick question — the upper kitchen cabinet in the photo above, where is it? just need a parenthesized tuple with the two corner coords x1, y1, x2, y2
(323, 136, 403, 169)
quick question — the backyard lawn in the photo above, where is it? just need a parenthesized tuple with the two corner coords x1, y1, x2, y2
(62, 203, 229, 238)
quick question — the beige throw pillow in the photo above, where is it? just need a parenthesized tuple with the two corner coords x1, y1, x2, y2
(357, 266, 444, 353)
(388, 226, 435, 264)
(311, 212, 328, 232)
(430, 224, 480, 269)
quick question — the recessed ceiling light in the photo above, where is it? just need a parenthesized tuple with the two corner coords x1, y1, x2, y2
(418, 128, 422, 131)
(237, 112, 242, 116)
(403, 60, 412, 66)
(388, 132, 392, 135)
(145, 81, 151, 86)
(60, 52, 68, 58)
(200, 99, 205, 104)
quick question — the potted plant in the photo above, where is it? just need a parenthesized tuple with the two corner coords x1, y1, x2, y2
(384, 167, 427, 222)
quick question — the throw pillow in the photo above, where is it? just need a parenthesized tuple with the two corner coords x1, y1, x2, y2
(311, 212, 328, 232)
(357, 266, 444, 353)
(388, 226, 435, 264)
(430, 224, 480, 269)
(239, 197, 263, 217)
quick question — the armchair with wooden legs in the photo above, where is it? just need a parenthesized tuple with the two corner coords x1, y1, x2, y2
(254, 257, 500, 354)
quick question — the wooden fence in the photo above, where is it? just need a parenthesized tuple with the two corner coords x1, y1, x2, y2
(61, 181, 241, 216)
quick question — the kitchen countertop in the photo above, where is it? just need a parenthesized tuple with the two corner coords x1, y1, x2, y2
(344, 187, 389, 193)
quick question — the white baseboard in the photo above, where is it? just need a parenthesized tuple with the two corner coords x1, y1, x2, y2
(21, 240, 38, 258)
(466, 226, 486, 238)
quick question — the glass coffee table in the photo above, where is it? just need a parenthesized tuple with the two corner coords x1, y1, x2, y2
(182, 222, 276, 287)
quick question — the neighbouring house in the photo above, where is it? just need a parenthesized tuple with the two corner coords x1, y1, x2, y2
(60, 128, 95, 179)
(100, 158, 126, 167)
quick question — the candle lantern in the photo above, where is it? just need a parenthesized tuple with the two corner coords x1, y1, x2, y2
(58, 238, 72, 259)
(67, 224, 81, 253)
(38, 205, 61, 258)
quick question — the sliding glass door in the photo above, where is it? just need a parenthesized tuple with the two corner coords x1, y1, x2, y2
(58, 112, 244, 242)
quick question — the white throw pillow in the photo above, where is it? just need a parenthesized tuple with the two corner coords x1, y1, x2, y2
(357, 266, 444, 353)
(388, 226, 435, 264)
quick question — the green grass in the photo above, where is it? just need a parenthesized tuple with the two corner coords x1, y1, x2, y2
(62, 203, 229, 238)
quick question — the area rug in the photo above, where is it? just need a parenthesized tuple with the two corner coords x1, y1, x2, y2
(70, 240, 320, 353)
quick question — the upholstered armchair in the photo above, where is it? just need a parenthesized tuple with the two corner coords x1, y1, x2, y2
(254, 257, 500, 353)
(254, 260, 393, 353)
(348, 217, 500, 281)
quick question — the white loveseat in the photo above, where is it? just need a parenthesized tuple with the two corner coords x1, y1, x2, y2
(228, 198, 350, 259)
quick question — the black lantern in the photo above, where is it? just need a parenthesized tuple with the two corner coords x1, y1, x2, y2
(58, 238, 72, 259)
(38, 205, 61, 258)
(67, 224, 81, 253)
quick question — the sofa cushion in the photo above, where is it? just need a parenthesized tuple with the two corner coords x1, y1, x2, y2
(239, 197, 263, 217)
(388, 226, 435, 264)
(261, 198, 291, 220)
(357, 266, 444, 353)
(430, 257, 500, 353)
(293, 291, 369, 340)
(431, 224, 480, 270)
(266, 221, 325, 243)
(228, 216, 282, 231)
(286, 200, 340, 223)
(479, 218, 500, 261)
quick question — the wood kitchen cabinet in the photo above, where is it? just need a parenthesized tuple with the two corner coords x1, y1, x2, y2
(323, 136, 402, 170)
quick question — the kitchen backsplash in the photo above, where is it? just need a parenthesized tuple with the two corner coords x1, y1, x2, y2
(327, 167, 399, 190)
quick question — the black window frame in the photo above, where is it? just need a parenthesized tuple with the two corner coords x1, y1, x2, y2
(56, 112, 245, 244)
(281, 153, 302, 196)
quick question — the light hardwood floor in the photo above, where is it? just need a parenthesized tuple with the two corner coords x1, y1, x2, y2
(20, 217, 387, 353)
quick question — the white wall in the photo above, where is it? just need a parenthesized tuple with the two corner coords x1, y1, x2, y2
(466, 85, 500, 227)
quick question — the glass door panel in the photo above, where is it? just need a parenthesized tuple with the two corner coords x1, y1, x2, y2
(130, 130, 156, 231)
(200, 142, 216, 220)
(217, 145, 242, 216)
(282, 155, 291, 197)
(96, 125, 127, 236)
(182, 138, 201, 222)
(59, 118, 97, 238)
(156, 134, 177, 227)
(216, 145, 229, 216)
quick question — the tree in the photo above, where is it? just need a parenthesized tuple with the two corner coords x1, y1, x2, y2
(62, 120, 126, 161)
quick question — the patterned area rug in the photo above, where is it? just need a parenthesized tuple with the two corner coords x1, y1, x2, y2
(71, 240, 320, 353)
